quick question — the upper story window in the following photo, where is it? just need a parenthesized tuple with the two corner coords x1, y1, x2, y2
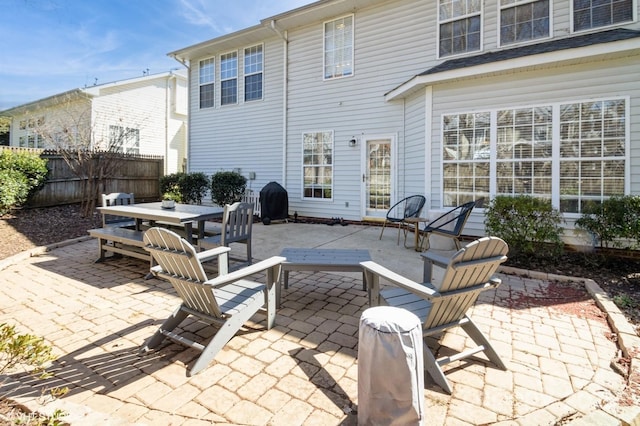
(500, 0, 550, 45)
(220, 52, 238, 105)
(573, 0, 634, 32)
(244, 45, 263, 102)
(303, 131, 333, 199)
(324, 15, 354, 79)
(439, 0, 482, 57)
(199, 58, 215, 109)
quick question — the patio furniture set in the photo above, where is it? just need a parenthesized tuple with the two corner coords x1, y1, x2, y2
(87, 192, 506, 395)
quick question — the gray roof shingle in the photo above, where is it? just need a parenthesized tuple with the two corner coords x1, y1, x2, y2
(420, 28, 640, 76)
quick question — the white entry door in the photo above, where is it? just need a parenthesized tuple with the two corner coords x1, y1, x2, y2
(362, 136, 395, 219)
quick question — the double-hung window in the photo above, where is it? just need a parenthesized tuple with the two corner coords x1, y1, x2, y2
(442, 98, 628, 214)
(303, 131, 333, 199)
(199, 58, 215, 109)
(220, 52, 238, 105)
(324, 15, 354, 79)
(438, 0, 482, 57)
(500, 0, 550, 45)
(244, 45, 263, 101)
(573, 0, 634, 31)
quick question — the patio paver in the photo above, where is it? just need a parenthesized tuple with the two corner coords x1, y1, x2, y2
(0, 223, 638, 425)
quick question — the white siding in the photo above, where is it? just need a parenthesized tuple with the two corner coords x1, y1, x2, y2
(429, 54, 640, 236)
(187, 37, 285, 195)
(284, 1, 438, 219)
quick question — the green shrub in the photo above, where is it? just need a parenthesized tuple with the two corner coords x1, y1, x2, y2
(0, 150, 48, 214)
(575, 195, 640, 249)
(160, 172, 209, 204)
(484, 195, 564, 259)
(210, 171, 247, 207)
(0, 169, 29, 215)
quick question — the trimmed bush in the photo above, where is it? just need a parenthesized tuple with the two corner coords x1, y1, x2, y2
(576, 196, 640, 249)
(210, 171, 247, 207)
(0, 150, 48, 214)
(159, 172, 209, 204)
(484, 195, 564, 259)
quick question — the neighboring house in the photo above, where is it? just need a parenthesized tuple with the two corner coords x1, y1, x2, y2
(0, 70, 188, 174)
(170, 0, 640, 241)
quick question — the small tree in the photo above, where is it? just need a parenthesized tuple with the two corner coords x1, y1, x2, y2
(210, 171, 247, 207)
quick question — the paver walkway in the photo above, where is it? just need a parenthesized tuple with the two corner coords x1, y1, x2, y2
(0, 223, 638, 425)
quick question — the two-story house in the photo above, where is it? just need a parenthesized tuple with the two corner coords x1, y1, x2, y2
(170, 0, 640, 239)
(1, 70, 188, 174)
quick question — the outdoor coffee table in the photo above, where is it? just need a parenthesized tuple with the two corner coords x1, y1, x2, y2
(278, 248, 372, 305)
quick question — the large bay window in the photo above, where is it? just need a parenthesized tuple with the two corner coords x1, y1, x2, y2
(324, 15, 354, 79)
(438, 0, 482, 57)
(442, 98, 627, 213)
(573, 0, 634, 32)
(303, 131, 333, 199)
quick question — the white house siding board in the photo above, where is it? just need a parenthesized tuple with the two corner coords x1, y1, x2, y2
(92, 81, 166, 157)
(284, 1, 441, 220)
(187, 38, 285, 189)
(428, 54, 640, 235)
(402, 94, 427, 199)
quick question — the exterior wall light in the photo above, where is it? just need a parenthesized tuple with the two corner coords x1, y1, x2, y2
(348, 137, 357, 147)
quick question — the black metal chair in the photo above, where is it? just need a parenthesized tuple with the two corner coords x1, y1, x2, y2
(378, 195, 426, 245)
(418, 199, 480, 251)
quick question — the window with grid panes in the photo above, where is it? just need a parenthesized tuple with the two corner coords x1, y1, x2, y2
(500, 0, 550, 45)
(438, 0, 482, 57)
(559, 99, 626, 213)
(442, 113, 491, 207)
(244, 45, 263, 101)
(573, 0, 633, 31)
(303, 131, 333, 199)
(199, 58, 215, 108)
(324, 15, 353, 79)
(220, 52, 237, 105)
(442, 98, 627, 213)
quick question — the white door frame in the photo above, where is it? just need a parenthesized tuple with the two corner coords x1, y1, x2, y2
(360, 134, 397, 219)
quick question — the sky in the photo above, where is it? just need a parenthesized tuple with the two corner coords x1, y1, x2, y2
(0, 0, 315, 111)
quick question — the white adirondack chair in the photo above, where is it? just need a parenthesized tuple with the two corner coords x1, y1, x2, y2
(143, 227, 284, 376)
(362, 236, 509, 394)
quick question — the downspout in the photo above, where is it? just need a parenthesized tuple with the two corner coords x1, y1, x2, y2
(170, 55, 190, 173)
(270, 20, 288, 186)
(165, 74, 171, 175)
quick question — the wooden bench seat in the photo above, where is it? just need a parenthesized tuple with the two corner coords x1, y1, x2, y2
(88, 227, 150, 263)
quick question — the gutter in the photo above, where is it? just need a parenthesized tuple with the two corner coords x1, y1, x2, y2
(270, 20, 289, 187)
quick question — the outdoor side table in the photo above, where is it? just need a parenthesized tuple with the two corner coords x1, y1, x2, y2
(403, 217, 429, 251)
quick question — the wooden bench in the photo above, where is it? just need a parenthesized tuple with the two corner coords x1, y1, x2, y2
(88, 227, 150, 264)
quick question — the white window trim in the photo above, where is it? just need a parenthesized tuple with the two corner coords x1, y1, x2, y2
(243, 43, 264, 103)
(570, 0, 637, 34)
(198, 57, 215, 109)
(301, 130, 334, 201)
(437, 0, 484, 59)
(497, 0, 553, 48)
(440, 96, 630, 216)
(322, 14, 355, 81)
(220, 50, 238, 106)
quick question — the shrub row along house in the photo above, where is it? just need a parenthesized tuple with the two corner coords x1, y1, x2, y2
(1, 70, 188, 175)
(171, 0, 639, 243)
